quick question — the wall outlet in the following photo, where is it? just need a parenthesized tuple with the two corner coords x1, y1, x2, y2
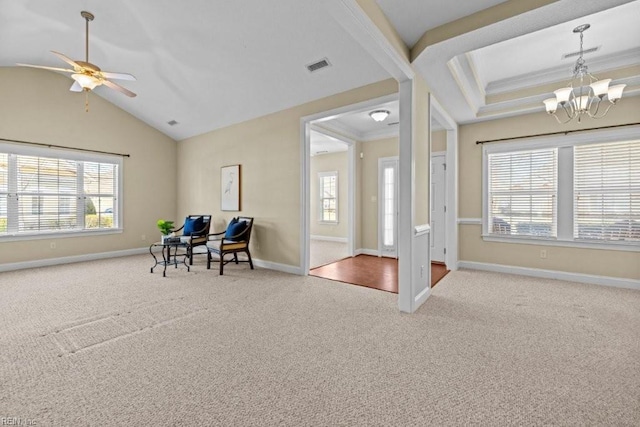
(50, 242, 56, 249)
(540, 249, 547, 259)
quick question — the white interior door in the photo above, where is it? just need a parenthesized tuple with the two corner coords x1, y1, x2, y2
(379, 157, 398, 258)
(431, 154, 446, 263)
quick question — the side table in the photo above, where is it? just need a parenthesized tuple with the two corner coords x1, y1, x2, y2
(149, 241, 190, 277)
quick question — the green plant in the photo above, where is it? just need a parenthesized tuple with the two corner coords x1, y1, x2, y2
(157, 219, 174, 235)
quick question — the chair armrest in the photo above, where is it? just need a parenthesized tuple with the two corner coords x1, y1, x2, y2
(173, 224, 185, 233)
(207, 231, 225, 240)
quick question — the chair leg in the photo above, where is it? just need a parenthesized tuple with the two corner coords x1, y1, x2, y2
(234, 253, 239, 264)
(206, 250, 211, 269)
(219, 253, 224, 275)
(189, 247, 194, 265)
(246, 249, 254, 269)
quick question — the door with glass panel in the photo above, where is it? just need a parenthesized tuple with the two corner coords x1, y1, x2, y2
(378, 157, 399, 257)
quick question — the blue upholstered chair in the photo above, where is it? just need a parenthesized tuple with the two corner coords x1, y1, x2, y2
(206, 217, 254, 275)
(174, 215, 211, 265)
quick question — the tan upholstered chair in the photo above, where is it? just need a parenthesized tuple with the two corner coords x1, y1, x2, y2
(206, 217, 254, 275)
(175, 215, 211, 265)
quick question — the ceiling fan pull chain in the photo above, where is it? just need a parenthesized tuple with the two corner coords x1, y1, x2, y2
(85, 91, 89, 112)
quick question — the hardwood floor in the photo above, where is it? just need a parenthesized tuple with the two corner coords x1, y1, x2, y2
(309, 255, 449, 293)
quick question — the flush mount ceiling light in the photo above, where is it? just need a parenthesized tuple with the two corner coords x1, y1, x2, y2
(369, 110, 390, 122)
(543, 24, 625, 124)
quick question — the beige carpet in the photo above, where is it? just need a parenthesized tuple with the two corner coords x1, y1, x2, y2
(1, 255, 639, 426)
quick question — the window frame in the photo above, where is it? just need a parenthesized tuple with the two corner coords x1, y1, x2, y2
(482, 126, 640, 252)
(318, 171, 339, 224)
(0, 142, 123, 241)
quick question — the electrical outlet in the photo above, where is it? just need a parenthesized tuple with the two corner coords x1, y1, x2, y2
(540, 249, 547, 259)
(50, 242, 56, 249)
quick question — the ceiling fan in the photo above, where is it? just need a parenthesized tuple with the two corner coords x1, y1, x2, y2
(17, 11, 136, 110)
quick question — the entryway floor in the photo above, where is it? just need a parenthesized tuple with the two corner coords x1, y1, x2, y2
(309, 255, 449, 293)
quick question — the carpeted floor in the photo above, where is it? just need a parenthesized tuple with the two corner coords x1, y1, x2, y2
(1, 255, 639, 425)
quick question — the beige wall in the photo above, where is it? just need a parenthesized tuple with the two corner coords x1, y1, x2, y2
(310, 151, 349, 239)
(177, 79, 398, 268)
(413, 74, 431, 226)
(431, 130, 447, 153)
(0, 68, 177, 265)
(459, 96, 640, 280)
(359, 137, 398, 251)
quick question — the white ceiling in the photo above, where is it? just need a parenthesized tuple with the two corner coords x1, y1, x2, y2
(0, 0, 390, 141)
(310, 130, 348, 157)
(375, 0, 509, 47)
(3, 0, 638, 142)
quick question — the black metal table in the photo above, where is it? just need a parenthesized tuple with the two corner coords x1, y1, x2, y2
(149, 241, 190, 277)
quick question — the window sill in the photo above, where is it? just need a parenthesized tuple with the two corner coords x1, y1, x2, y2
(0, 228, 123, 242)
(481, 235, 640, 252)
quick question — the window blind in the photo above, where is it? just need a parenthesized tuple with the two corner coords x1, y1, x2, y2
(574, 140, 640, 241)
(0, 147, 119, 237)
(0, 154, 7, 234)
(488, 149, 557, 237)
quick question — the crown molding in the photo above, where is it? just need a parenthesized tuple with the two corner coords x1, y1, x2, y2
(486, 47, 640, 95)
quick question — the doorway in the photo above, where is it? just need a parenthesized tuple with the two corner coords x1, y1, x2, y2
(430, 152, 446, 263)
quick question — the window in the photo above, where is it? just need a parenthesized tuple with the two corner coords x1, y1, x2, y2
(0, 143, 121, 238)
(483, 127, 640, 249)
(488, 149, 557, 238)
(575, 141, 640, 241)
(318, 171, 338, 223)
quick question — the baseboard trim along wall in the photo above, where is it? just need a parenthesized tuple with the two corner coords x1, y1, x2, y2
(458, 261, 640, 291)
(355, 248, 379, 257)
(0, 247, 149, 273)
(310, 235, 348, 243)
(457, 218, 482, 225)
(253, 259, 303, 275)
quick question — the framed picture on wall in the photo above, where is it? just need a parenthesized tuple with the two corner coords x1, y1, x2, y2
(221, 164, 241, 211)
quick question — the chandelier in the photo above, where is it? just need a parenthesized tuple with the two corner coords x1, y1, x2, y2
(543, 24, 625, 123)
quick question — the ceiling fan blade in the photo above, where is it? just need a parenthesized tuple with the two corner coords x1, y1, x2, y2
(16, 63, 75, 73)
(100, 71, 136, 81)
(102, 79, 137, 98)
(70, 81, 83, 92)
(51, 51, 81, 69)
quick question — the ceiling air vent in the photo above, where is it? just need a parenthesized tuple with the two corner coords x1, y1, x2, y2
(387, 121, 399, 126)
(306, 58, 331, 73)
(562, 46, 599, 60)
(167, 120, 179, 126)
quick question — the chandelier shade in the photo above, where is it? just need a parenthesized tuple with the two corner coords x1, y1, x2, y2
(543, 24, 625, 124)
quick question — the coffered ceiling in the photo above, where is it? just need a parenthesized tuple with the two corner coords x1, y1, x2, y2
(409, 0, 640, 124)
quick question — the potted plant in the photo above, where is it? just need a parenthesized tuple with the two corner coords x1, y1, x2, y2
(157, 219, 174, 243)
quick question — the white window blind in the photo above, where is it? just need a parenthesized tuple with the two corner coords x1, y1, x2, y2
(319, 172, 338, 222)
(488, 149, 557, 237)
(0, 147, 120, 237)
(574, 140, 640, 242)
(0, 153, 7, 234)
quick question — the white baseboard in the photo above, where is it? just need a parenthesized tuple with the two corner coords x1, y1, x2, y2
(253, 259, 303, 275)
(0, 247, 149, 273)
(458, 261, 640, 291)
(355, 248, 379, 256)
(310, 235, 348, 243)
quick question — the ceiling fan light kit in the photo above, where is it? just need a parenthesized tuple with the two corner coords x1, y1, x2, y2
(17, 10, 136, 111)
(543, 23, 625, 124)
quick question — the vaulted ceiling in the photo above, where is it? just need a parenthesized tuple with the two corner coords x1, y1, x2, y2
(1, 0, 638, 141)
